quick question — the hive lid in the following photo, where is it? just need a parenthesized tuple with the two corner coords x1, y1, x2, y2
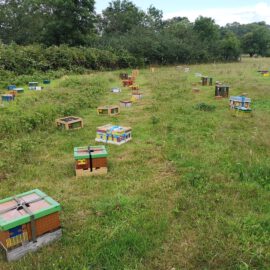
(0, 189, 61, 231)
(230, 96, 251, 102)
(74, 145, 108, 160)
(97, 124, 132, 133)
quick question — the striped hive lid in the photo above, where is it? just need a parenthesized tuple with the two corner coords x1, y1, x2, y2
(0, 189, 61, 231)
(74, 145, 107, 160)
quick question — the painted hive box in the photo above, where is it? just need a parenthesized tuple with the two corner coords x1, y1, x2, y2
(95, 124, 132, 145)
(97, 105, 120, 116)
(230, 96, 251, 109)
(230, 96, 252, 117)
(74, 145, 108, 177)
(215, 84, 229, 98)
(122, 79, 134, 87)
(10, 88, 24, 94)
(0, 189, 61, 261)
(56, 116, 83, 130)
(1, 94, 14, 102)
(28, 82, 39, 90)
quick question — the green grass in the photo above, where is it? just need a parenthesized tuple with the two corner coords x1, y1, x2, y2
(0, 58, 270, 269)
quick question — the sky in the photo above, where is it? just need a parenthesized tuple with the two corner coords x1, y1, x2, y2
(95, 0, 270, 26)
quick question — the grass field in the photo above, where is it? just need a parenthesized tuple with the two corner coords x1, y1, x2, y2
(0, 58, 270, 270)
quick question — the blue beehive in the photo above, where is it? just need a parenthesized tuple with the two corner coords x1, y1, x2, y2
(43, 79, 51, 84)
(7, 85, 16, 90)
(2, 94, 15, 102)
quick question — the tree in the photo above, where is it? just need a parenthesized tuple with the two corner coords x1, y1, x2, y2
(40, 0, 96, 46)
(220, 32, 241, 60)
(100, 0, 145, 34)
(241, 24, 270, 57)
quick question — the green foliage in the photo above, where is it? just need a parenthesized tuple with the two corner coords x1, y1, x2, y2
(0, 44, 138, 77)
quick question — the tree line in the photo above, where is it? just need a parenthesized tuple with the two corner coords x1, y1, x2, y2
(0, 0, 270, 69)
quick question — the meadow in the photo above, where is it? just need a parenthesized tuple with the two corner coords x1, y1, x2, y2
(0, 58, 269, 270)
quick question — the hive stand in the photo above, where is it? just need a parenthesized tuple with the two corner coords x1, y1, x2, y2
(56, 116, 83, 130)
(97, 105, 120, 116)
(74, 146, 108, 177)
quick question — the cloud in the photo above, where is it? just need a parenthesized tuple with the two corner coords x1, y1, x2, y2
(164, 2, 270, 26)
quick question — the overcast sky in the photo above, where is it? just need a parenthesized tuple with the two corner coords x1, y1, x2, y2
(95, 0, 270, 26)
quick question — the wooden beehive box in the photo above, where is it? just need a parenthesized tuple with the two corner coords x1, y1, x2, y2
(122, 80, 134, 87)
(95, 124, 132, 145)
(132, 69, 139, 77)
(0, 189, 62, 262)
(201, 76, 213, 86)
(215, 84, 229, 98)
(74, 145, 108, 177)
(56, 116, 83, 130)
(11, 88, 24, 94)
(120, 100, 132, 108)
(97, 105, 120, 116)
(132, 93, 143, 100)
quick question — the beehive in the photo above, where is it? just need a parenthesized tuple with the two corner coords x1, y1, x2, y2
(131, 69, 139, 77)
(122, 79, 134, 87)
(7, 85, 16, 90)
(230, 96, 252, 117)
(1, 94, 14, 102)
(230, 96, 251, 109)
(8, 88, 24, 97)
(56, 116, 83, 130)
(111, 87, 121, 93)
(43, 79, 51, 84)
(215, 84, 229, 98)
(201, 76, 213, 86)
(0, 189, 61, 261)
(95, 124, 132, 145)
(120, 100, 132, 108)
(74, 145, 108, 177)
(132, 93, 143, 100)
(97, 105, 120, 116)
(28, 82, 39, 90)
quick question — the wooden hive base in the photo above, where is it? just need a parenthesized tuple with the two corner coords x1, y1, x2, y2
(76, 167, 108, 177)
(4, 229, 62, 262)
